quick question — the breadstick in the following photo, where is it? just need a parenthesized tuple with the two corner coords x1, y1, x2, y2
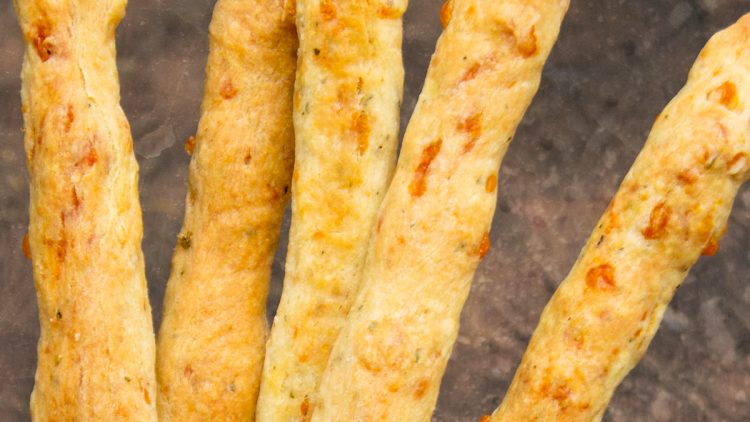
(311, 1, 569, 420)
(156, 0, 296, 420)
(14, 0, 157, 420)
(491, 13, 750, 422)
(255, 0, 406, 420)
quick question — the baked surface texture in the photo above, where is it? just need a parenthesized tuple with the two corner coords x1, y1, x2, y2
(14, 0, 158, 420)
(155, 0, 296, 420)
(311, 1, 569, 421)
(256, 0, 406, 420)
(492, 13, 750, 422)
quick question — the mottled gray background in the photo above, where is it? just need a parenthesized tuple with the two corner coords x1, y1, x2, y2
(2, 0, 750, 420)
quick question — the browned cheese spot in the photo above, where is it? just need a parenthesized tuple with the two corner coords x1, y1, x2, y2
(300, 397, 310, 416)
(142, 385, 151, 405)
(538, 379, 577, 412)
(184, 135, 196, 155)
(517, 26, 538, 58)
(220, 79, 238, 100)
(77, 145, 98, 167)
(184, 365, 193, 377)
(461, 63, 482, 83)
(708, 81, 739, 110)
(459, 113, 482, 153)
(551, 384, 572, 404)
(267, 182, 281, 201)
(702, 237, 719, 256)
(409, 139, 442, 197)
(378, 5, 403, 19)
(677, 169, 697, 185)
(565, 328, 584, 349)
(56, 237, 67, 261)
(602, 202, 620, 235)
(22, 233, 31, 260)
(64, 105, 74, 133)
(71, 188, 80, 209)
(352, 111, 370, 154)
(586, 263, 616, 290)
(284, 0, 297, 20)
(414, 379, 429, 398)
(32, 23, 54, 62)
(320, 0, 337, 20)
(478, 232, 491, 259)
(440, 0, 454, 28)
(85, 147, 98, 166)
(485, 175, 498, 192)
(244, 150, 252, 164)
(642, 202, 670, 240)
(56, 213, 68, 261)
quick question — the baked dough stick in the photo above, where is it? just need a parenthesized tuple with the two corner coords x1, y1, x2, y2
(14, 0, 157, 420)
(156, 1, 296, 420)
(255, 0, 406, 420)
(491, 14, 750, 422)
(311, 1, 569, 421)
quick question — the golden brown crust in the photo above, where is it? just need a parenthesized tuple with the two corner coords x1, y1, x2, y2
(255, 0, 406, 420)
(15, 0, 157, 420)
(311, 1, 569, 421)
(492, 13, 750, 422)
(155, 0, 297, 420)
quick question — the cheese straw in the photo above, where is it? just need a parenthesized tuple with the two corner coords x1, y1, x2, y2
(491, 13, 750, 422)
(312, 1, 569, 420)
(156, 0, 296, 420)
(256, 0, 407, 420)
(15, 0, 157, 419)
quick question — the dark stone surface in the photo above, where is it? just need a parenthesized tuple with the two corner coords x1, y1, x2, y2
(2, 0, 749, 420)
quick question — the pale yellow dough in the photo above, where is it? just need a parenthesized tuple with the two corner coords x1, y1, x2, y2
(256, 0, 406, 420)
(156, 0, 296, 420)
(311, 1, 569, 421)
(491, 13, 750, 422)
(15, 0, 157, 420)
